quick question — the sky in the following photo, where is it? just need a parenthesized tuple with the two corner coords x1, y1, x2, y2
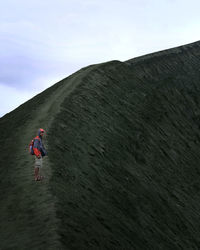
(0, 0, 200, 117)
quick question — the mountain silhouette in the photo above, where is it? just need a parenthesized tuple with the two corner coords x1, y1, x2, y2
(1, 40, 200, 249)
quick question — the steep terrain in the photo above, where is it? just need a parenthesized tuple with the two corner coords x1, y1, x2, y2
(1, 41, 200, 249)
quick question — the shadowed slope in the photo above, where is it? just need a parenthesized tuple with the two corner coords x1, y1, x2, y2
(48, 41, 200, 249)
(1, 40, 200, 249)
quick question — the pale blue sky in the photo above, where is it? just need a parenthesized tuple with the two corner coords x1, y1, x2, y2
(0, 0, 200, 117)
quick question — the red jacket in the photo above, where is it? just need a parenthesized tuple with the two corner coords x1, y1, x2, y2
(33, 136, 41, 157)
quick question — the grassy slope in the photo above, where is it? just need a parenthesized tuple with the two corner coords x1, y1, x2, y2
(0, 65, 97, 249)
(48, 41, 200, 249)
(1, 40, 200, 249)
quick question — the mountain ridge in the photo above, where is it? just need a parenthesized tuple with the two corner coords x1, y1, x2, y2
(1, 40, 200, 249)
(126, 40, 200, 64)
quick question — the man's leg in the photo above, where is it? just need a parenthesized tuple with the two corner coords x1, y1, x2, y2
(35, 157, 42, 181)
(34, 167, 39, 180)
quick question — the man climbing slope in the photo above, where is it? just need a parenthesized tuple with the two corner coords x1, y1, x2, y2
(33, 128, 47, 181)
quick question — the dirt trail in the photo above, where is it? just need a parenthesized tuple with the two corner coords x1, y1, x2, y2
(12, 64, 97, 249)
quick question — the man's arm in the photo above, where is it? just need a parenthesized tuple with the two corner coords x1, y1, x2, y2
(40, 141, 47, 156)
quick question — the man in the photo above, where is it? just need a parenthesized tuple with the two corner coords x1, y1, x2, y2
(33, 128, 47, 181)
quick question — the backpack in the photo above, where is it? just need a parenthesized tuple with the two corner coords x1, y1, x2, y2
(29, 137, 40, 155)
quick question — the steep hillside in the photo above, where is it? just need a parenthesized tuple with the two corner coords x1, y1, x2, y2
(1, 41, 200, 249)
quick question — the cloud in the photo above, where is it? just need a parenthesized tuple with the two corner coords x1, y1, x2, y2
(0, 83, 37, 118)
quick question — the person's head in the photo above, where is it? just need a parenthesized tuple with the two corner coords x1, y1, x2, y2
(38, 128, 45, 137)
